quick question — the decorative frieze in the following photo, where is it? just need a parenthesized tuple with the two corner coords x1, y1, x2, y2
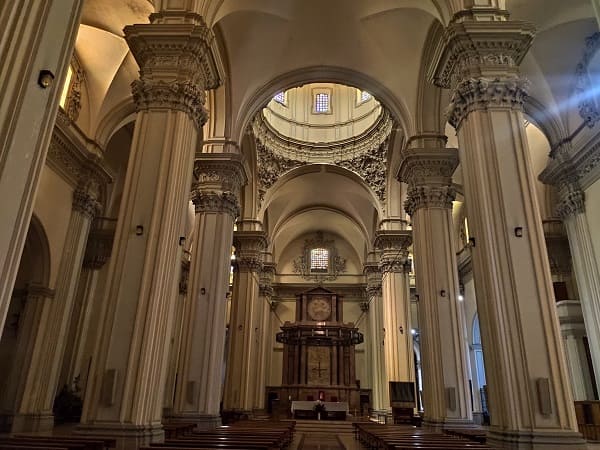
(124, 15, 223, 130)
(234, 231, 268, 273)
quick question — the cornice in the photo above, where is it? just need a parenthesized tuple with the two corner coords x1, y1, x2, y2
(429, 20, 536, 90)
(47, 113, 113, 199)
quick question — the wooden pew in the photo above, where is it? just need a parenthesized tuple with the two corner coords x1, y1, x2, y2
(13, 435, 115, 450)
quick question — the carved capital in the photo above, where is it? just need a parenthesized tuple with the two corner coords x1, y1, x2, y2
(363, 263, 382, 297)
(83, 218, 116, 269)
(259, 262, 276, 297)
(404, 185, 456, 216)
(398, 147, 459, 184)
(125, 16, 223, 129)
(131, 79, 209, 128)
(194, 153, 247, 198)
(374, 230, 412, 274)
(192, 191, 239, 218)
(72, 188, 101, 219)
(446, 76, 529, 129)
(234, 231, 268, 273)
(556, 189, 585, 220)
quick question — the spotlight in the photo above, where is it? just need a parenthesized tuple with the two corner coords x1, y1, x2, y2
(38, 70, 55, 88)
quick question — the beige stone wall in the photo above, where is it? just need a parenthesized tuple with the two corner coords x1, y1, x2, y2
(585, 178, 600, 279)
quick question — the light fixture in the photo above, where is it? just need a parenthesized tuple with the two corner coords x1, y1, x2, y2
(469, 237, 476, 247)
(135, 225, 143, 236)
(179, 236, 186, 246)
(515, 227, 523, 237)
(38, 70, 55, 88)
(200, 288, 206, 295)
(458, 294, 464, 301)
(399, 326, 404, 334)
(411, 329, 417, 335)
(440, 290, 446, 297)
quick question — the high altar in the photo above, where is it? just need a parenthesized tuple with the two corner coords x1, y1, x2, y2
(267, 287, 367, 415)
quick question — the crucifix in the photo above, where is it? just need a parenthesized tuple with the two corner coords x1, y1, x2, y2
(312, 359, 327, 378)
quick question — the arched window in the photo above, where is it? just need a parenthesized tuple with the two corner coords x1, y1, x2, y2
(310, 247, 329, 273)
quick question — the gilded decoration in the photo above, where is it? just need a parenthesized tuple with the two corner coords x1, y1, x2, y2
(293, 231, 346, 282)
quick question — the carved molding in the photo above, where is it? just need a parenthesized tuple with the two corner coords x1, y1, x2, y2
(373, 230, 412, 274)
(194, 154, 247, 198)
(72, 187, 101, 219)
(446, 77, 529, 129)
(555, 189, 585, 220)
(131, 80, 208, 129)
(575, 32, 600, 127)
(252, 108, 391, 205)
(234, 231, 268, 273)
(292, 231, 347, 282)
(192, 191, 239, 218)
(429, 20, 536, 90)
(397, 147, 459, 183)
(404, 185, 456, 216)
(124, 17, 223, 129)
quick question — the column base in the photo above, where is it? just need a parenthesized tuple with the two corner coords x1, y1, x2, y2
(487, 428, 587, 449)
(442, 417, 474, 429)
(76, 422, 164, 450)
(11, 412, 54, 433)
(169, 413, 221, 430)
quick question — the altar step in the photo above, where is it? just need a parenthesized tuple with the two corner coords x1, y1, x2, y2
(292, 419, 355, 436)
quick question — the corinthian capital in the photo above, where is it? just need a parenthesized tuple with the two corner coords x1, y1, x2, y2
(73, 178, 102, 219)
(374, 230, 412, 274)
(404, 185, 456, 216)
(363, 263, 382, 297)
(234, 231, 268, 273)
(556, 189, 585, 220)
(124, 15, 224, 129)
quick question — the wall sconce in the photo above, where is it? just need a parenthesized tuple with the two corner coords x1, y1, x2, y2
(469, 237, 476, 247)
(179, 236, 186, 246)
(514, 227, 523, 237)
(135, 225, 144, 236)
(440, 290, 446, 297)
(415, 294, 420, 302)
(399, 326, 404, 334)
(38, 70, 55, 88)
(200, 288, 206, 295)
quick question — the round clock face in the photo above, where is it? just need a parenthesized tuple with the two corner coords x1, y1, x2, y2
(308, 296, 331, 321)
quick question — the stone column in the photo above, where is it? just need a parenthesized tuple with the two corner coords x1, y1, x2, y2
(430, 18, 585, 448)
(171, 154, 246, 428)
(398, 139, 472, 427)
(364, 261, 389, 411)
(541, 166, 600, 396)
(223, 230, 268, 413)
(374, 231, 415, 405)
(10, 180, 100, 432)
(255, 260, 276, 411)
(0, 0, 83, 332)
(79, 14, 222, 447)
(556, 301, 596, 401)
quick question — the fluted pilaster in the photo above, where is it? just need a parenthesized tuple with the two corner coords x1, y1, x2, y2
(254, 261, 276, 409)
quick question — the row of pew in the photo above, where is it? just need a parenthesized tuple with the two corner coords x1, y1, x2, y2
(0, 435, 116, 450)
(353, 422, 490, 450)
(141, 420, 295, 450)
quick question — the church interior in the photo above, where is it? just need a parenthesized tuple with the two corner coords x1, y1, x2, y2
(2, 0, 600, 449)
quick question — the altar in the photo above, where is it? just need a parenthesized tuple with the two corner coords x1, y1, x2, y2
(291, 400, 349, 420)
